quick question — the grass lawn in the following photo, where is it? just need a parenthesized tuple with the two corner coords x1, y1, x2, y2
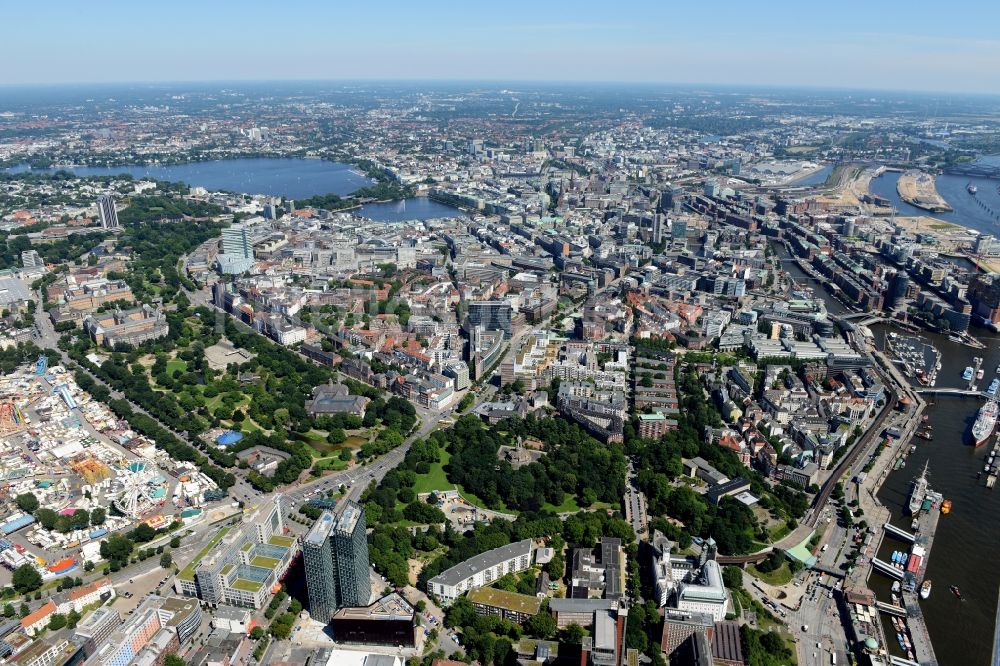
(166, 359, 188, 375)
(747, 561, 794, 586)
(241, 419, 263, 433)
(314, 458, 348, 473)
(768, 522, 792, 542)
(180, 526, 231, 581)
(412, 449, 453, 495)
(544, 495, 581, 513)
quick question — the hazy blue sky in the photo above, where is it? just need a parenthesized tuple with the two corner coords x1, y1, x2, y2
(4, 0, 999, 93)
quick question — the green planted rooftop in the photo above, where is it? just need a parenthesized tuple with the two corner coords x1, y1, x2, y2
(268, 535, 295, 548)
(231, 579, 263, 593)
(179, 526, 232, 581)
(250, 555, 280, 570)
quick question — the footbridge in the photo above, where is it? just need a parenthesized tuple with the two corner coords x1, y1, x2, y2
(883, 523, 916, 544)
(875, 601, 908, 618)
(916, 388, 988, 398)
(872, 558, 905, 580)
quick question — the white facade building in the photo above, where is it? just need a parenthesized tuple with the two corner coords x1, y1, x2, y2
(427, 539, 534, 604)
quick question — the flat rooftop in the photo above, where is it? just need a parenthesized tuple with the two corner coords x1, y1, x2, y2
(428, 539, 532, 587)
(467, 586, 541, 616)
(331, 592, 414, 622)
(179, 525, 231, 581)
(305, 511, 336, 548)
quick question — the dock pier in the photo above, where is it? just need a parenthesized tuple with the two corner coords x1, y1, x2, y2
(898, 496, 941, 666)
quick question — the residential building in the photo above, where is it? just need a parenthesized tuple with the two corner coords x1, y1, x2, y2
(57, 577, 114, 613)
(6, 637, 79, 666)
(467, 587, 541, 624)
(20, 601, 56, 637)
(427, 539, 534, 604)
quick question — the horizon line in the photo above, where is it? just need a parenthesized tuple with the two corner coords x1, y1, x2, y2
(0, 77, 998, 99)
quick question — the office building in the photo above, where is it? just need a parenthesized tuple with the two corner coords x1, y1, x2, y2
(468, 301, 513, 335)
(304, 511, 340, 622)
(175, 495, 296, 609)
(329, 593, 416, 647)
(218, 223, 256, 274)
(97, 195, 120, 230)
(334, 502, 371, 608)
(20, 250, 42, 269)
(304, 501, 372, 623)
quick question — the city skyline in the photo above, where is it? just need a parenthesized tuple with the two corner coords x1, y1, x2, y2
(4, 0, 999, 94)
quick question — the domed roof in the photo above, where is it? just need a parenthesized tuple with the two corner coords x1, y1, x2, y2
(864, 637, 878, 650)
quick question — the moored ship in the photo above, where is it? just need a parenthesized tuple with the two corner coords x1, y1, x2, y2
(908, 461, 929, 515)
(971, 399, 998, 447)
(920, 580, 932, 599)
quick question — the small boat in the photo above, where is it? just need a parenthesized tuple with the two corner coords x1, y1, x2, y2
(922, 415, 930, 423)
(910, 518, 919, 531)
(892, 581, 902, 593)
(941, 499, 952, 514)
(968, 183, 978, 195)
(950, 585, 962, 600)
(920, 580, 932, 599)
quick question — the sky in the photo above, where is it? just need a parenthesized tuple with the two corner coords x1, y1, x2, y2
(4, 0, 1000, 94)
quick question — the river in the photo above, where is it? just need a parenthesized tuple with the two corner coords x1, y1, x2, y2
(774, 184, 1000, 664)
(866, 323, 1000, 666)
(869, 161, 1000, 237)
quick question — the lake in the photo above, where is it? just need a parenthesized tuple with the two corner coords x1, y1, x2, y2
(7, 158, 374, 200)
(357, 197, 468, 223)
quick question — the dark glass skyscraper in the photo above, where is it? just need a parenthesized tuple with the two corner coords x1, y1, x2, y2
(303, 501, 371, 622)
(303, 511, 338, 622)
(333, 501, 371, 608)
